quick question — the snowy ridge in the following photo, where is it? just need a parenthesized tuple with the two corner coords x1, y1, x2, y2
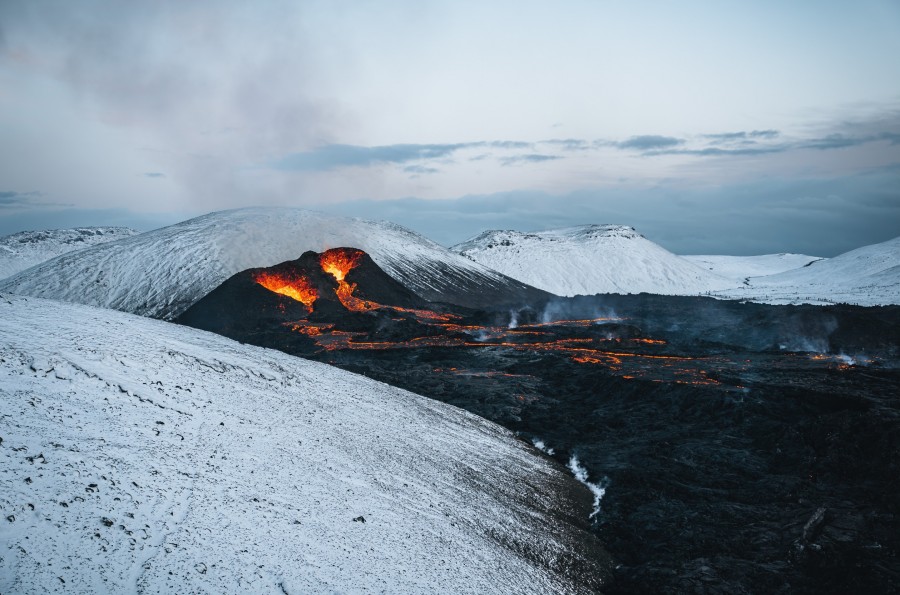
(0, 208, 546, 319)
(0, 227, 137, 280)
(0, 295, 608, 593)
(453, 225, 736, 297)
(683, 253, 824, 282)
(713, 236, 900, 306)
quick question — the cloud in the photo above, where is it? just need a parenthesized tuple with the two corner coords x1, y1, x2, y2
(403, 164, 440, 175)
(273, 140, 554, 171)
(0, 190, 41, 207)
(0, 1, 348, 208)
(490, 140, 532, 150)
(615, 135, 684, 151)
(801, 134, 862, 150)
(273, 143, 471, 171)
(702, 131, 748, 142)
(499, 154, 563, 166)
(647, 145, 788, 157)
(646, 126, 900, 157)
(144, 172, 165, 178)
(540, 138, 591, 151)
(283, 118, 896, 173)
(630, 114, 899, 159)
(702, 129, 780, 143)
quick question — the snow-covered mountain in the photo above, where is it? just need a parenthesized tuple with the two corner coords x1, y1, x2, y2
(714, 236, 900, 306)
(0, 227, 137, 280)
(453, 225, 736, 297)
(683, 253, 823, 283)
(0, 208, 548, 319)
(0, 295, 609, 593)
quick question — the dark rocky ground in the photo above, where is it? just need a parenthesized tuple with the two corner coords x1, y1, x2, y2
(178, 253, 900, 594)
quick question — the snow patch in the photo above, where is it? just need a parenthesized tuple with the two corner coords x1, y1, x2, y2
(0, 295, 610, 593)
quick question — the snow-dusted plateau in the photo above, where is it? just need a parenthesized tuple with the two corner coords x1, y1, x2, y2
(2, 208, 898, 593)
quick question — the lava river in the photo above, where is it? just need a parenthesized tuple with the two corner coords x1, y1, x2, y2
(245, 248, 867, 388)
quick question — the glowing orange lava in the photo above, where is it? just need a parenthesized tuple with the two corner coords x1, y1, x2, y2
(319, 248, 382, 312)
(317, 248, 460, 321)
(320, 248, 364, 281)
(254, 271, 318, 307)
(288, 322, 335, 336)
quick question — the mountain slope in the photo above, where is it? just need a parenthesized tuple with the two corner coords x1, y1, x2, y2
(0, 295, 609, 593)
(0, 227, 137, 280)
(0, 209, 549, 319)
(682, 253, 824, 282)
(714, 236, 900, 306)
(454, 225, 736, 297)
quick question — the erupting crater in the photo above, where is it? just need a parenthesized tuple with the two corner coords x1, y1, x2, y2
(253, 270, 318, 308)
(319, 248, 382, 312)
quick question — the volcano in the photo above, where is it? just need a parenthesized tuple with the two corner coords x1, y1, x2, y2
(178, 247, 462, 352)
(178, 251, 900, 594)
(0, 208, 550, 319)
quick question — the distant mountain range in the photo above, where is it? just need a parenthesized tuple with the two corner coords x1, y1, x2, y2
(0, 208, 548, 319)
(0, 227, 137, 280)
(454, 224, 898, 306)
(2, 211, 896, 309)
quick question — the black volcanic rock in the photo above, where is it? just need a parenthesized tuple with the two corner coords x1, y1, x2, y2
(177, 248, 452, 349)
(177, 254, 900, 594)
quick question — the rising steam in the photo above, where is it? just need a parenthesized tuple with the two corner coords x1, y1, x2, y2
(568, 454, 607, 520)
(531, 437, 555, 456)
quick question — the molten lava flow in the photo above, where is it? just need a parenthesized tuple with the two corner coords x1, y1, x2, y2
(317, 248, 462, 321)
(288, 322, 334, 337)
(319, 248, 383, 312)
(320, 248, 364, 282)
(254, 271, 318, 308)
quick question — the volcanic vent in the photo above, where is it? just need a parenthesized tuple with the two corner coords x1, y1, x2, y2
(177, 247, 456, 349)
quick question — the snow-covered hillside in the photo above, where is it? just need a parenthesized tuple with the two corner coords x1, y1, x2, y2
(453, 225, 736, 297)
(683, 253, 823, 283)
(0, 295, 608, 593)
(0, 227, 137, 280)
(714, 236, 900, 306)
(0, 209, 547, 319)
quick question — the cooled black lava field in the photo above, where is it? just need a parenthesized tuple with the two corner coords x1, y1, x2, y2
(179, 248, 900, 594)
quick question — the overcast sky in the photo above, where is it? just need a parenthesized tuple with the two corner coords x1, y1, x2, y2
(1, 0, 898, 255)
